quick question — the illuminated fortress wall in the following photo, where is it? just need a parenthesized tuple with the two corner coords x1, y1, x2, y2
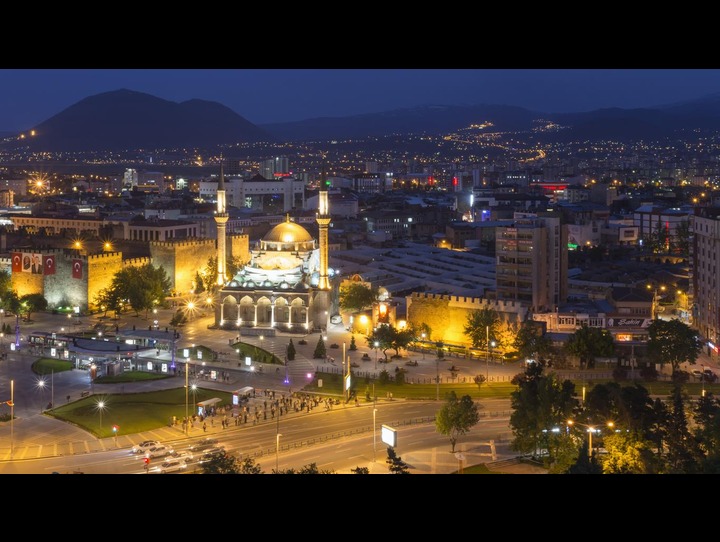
(406, 292, 528, 347)
(150, 239, 216, 294)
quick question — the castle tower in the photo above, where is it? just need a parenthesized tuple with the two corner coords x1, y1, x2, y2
(215, 161, 229, 286)
(316, 162, 331, 290)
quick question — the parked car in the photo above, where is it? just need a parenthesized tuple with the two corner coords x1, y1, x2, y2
(146, 444, 174, 458)
(692, 369, 704, 378)
(150, 458, 187, 474)
(189, 438, 219, 453)
(131, 440, 160, 454)
(704, 369, 718, 382)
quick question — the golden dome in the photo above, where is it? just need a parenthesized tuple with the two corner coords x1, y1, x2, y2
(263, 218, 313, 244)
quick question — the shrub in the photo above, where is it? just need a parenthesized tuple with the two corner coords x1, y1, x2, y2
(640, 365, 659, 382)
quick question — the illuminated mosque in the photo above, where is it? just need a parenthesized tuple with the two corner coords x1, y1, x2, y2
(213, 166, 336, 334)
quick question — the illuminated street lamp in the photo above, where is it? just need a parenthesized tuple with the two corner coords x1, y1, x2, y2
(567, 419, 614, 458)
(96, 400, 106, 434)
(421, 332, 426, 360)
(37, 378, 46, 412)
(647, 284, 666, 319)
(374, 341, 379, 370)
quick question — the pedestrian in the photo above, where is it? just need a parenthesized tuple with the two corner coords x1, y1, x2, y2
(203, 422, 207, 432)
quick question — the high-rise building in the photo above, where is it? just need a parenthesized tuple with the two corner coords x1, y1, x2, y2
(495, 213, 567, 312)
(260, 156, 290, 179)
(692, 207, 720, 354)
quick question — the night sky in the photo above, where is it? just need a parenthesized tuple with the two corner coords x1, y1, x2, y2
(1, 69, 720, 132)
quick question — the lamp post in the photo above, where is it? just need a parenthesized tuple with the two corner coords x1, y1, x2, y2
(421, 332, 426, 360)
(436, 342, 444, 401)
(374, 341, 379, 370)
(184, 359, 189, 435)
(276, 432, 282, 473)
(567, 419, 614, 458)
(647, 284, 666, 319)
(702, 364, 706, 397)
(373, 407, 378, 462)
(97, 400, 106, 434)
(37, 378, 46, 412)
(487, 340, 496, 381)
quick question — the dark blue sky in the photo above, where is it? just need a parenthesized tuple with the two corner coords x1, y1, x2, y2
(2, 69, 720, 132)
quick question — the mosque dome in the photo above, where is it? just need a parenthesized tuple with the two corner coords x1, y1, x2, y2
(263, 219, 313, 244)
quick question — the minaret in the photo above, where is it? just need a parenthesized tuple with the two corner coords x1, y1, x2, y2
(316, 161, 331, 290)
(215, 161, 229, 286)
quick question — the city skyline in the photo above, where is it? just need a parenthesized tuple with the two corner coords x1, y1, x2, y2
(2, 69, 720, 132)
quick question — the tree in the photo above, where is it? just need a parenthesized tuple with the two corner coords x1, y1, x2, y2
(663, 383, 703, 473)
(601, 431, 656, 474)
(464, 308, 501, 350)
(646, 318, 702, 373)
(194, 271, 205, 294)
(339, 282, 377, 313)
(509, 362, 579, 460)
(169, 309, 188, 327)
(386, 446, 410, 474)
(19, 293, 48, 321)
(201, 451, 240, 474)
(349, 335, 357, 351)
(238, 457, 264, 474)
(108, 263, 171, 318)
(286, 338, 296, 361)
(351, 466, 369, 474)
(274, 463, 334, 474)
(367, 324, 395, 360)
(313, 335, 326, 359)
(564, 324, 615, 369)
(513, 321, 553, 362)
(435, 391, 480, 453)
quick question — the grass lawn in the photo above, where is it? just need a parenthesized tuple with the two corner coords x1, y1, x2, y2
(48, 387, 233, 438)
(231, 341, 282, 365)
(32, 358, 74, 375)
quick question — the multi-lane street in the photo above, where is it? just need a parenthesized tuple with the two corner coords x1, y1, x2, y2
(0, 308, 516, 474)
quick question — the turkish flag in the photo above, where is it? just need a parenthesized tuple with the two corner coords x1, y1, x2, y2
(44, 255, 55, 275)
(72, 259, 83, 279)
(11, 252, 22, 273)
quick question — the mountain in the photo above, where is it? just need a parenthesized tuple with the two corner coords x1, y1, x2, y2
(261, 104, 542, 141)
(262, 94, 720, 143)
(6, 89, 273, 151)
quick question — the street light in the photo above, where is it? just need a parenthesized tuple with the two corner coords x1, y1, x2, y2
(647, 284, 666, 319)
(487, 340, 496, 381)
(97, 400, 106, 434)
(436, 342, 444, 401)
(276, 432, 282, 473)
(421, 332, 426, 360)
(567, 419, 614, 458)
(374, 341, 379, 370)
(37, 378, 46, 412)
(373, 407, 378, 462)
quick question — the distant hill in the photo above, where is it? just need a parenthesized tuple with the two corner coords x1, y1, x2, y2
(4, 89, 273, 151)
(262, 94, 720, 142)
(261, 104, 541, 141)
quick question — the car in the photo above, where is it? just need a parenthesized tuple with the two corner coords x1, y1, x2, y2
(131, 440, 160, 454)
(150, 458, 187, 474)
(189, 438, 219, 453)
(169, 450, 195, 463)
(198, 446, 226, 463)
(692, 369, 704, 379)
(146, 444, 174, 458)
(704, 369, 718, 382)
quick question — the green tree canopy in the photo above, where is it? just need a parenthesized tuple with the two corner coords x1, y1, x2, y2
(386, 446, 410, 474)
(19, 293, 48, 321)
(646, 318, 702, 373)
(463, 308, 501, 350)
(339, 282, 378, 313)
(435, 391, 480, 453)
(513, 321, 553, 362)
(564, 324, 615, 369)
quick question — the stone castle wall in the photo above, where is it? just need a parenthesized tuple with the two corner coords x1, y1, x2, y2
(406, 292, 527, 347)
(150, 239, 216, 294)
(228, 234, 250, 266)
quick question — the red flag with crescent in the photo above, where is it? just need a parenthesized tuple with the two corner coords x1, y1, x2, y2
(44, 255, 56, 275)
(11, 252, 22, 273)
(72, 259, 83, 279)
